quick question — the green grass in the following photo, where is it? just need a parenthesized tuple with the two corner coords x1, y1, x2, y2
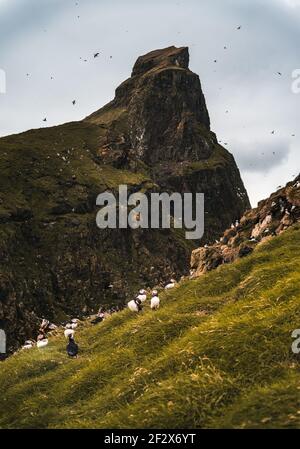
(1, 224, 300, 429)
(0, 120, 149, 220)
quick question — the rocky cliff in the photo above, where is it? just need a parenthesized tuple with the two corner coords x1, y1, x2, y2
(86, 46, 250, 242)
(0, 46, 249, 352)
(191, 175, 300, 277)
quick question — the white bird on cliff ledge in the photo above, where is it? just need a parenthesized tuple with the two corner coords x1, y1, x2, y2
(37, 339, 49, 349)
(127, 300, 140, 313)
(22, 340, 34, 350)
(64, 329, 75, 339)
(165, 279, 177, 290)
(136, 289, 147, 303)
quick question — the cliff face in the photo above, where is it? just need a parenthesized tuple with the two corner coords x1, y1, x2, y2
(0, 46, 249, 351)
(191, 175, 300, 277)
(88, 47, 211, 166)
(86, 46, 250, 241)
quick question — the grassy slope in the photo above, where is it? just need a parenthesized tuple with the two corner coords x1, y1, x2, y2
(0, 121, 149, 219)
(1, 225, 300, 429)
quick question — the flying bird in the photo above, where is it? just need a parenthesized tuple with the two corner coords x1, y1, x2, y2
(271, 130, 275, 134)
(237, 26, 241, 30)
(94, 52, 100, 58)
(72, 100, 76, 105)
(43, 118, 47, 122)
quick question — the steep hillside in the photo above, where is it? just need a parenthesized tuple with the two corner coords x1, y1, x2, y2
(0, 224, 299, 429)
(0, 46, 249, 352)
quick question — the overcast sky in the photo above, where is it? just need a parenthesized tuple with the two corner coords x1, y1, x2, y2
(0, 0, 299, 206)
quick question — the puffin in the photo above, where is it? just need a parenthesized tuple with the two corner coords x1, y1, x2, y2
(67, 336, 79, 358)
(165, 279, 176, 290)
(150, 290, 160, 310)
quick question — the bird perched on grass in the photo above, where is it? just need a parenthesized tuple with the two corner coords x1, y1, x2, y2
(165, 279, 176, 290)
(64, 328, 75, 339)
(67, 336, 79, 358)
(37, 338, 48, 348)
(22, 340, 35, 350)
(128, 298, 142, 313)
(151, 290, 160, 310)
(136, 289, 147, 303)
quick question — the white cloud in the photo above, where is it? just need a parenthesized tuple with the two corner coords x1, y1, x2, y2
(281, 0, 300, 7)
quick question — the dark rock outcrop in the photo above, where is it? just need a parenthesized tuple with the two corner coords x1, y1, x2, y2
(0, 46, 249, 352)
(86, 46, 250, 241)
(191, 175, 300, 277)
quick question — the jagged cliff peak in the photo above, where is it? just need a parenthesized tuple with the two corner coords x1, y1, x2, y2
(87, 45, 215, 164)
(131, 46, 190, 77)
